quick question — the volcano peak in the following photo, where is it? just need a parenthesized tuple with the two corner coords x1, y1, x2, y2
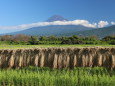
(46, 15, 68, 22)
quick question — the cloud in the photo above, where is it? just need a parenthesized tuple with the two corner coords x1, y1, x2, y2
(111, 22, 115, 25)
(0, 20, 112, 33)
(0, 20, 97, 32)
(98, 21, 109, 28)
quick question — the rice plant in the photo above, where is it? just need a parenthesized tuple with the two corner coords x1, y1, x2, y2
(0, 67, 114, 86)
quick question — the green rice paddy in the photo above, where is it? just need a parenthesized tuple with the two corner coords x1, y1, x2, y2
(0, 67, 114, 86)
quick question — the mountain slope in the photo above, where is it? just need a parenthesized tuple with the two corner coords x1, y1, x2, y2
(4, 25, 115, 38)
(8, 25, 93, 36)
(63, 25, 115, 38)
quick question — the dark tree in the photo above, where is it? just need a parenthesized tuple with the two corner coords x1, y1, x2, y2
(29, 36, 38, 45)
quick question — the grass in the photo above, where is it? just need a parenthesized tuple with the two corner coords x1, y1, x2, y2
(0, 44, 114, 49)
(0, 67, 114, 86)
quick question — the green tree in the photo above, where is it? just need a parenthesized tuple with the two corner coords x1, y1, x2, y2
(39, 36, 48, 41)
(102, 36, 115, 41)
(29, 36, 38, 45)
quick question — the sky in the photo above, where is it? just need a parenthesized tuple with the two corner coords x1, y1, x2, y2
(0, 0, 115, 33)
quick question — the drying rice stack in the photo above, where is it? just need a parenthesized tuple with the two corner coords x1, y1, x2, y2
(0, 47, 114, 69)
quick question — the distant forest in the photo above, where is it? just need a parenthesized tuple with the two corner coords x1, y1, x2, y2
(0, 34, 115, 45)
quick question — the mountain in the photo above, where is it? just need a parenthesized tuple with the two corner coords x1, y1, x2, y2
(46, 15, 68, 22)
(3, 15, 115, 38)
(7, 25, 93, 36)
(4, 24, 115, 38)
(4, 15, 95, 36)
(63, 25, 115, 38)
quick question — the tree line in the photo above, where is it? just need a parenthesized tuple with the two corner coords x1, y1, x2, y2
(0, 34, 115, 45)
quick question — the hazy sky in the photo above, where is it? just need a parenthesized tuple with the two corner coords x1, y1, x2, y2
(0, 0, 115, 33)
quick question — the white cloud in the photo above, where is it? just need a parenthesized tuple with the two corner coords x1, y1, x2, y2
(0, 20, 112, 34)
(111, 22, 115, 25)
(0, 20, 97, 32)
(98, 21, 109, 28)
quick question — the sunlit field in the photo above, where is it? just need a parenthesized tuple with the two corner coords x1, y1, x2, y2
(0, 44, 114, 49)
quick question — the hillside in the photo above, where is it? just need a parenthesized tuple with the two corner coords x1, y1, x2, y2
(63, 25, 115, 38)
(7, 25, 93, 36)
(7, 25, 115, 38)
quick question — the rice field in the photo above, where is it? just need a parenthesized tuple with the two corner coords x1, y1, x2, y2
(0, 46, 114, 86)
(0, 44, 114, 49)
(0, 67, 114, 86)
